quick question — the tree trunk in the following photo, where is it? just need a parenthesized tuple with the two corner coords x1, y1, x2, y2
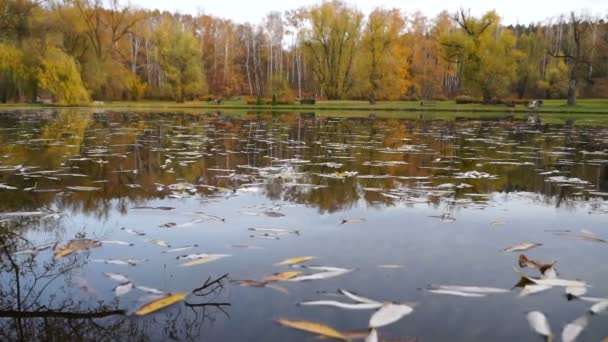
(567, 79, 576, 106)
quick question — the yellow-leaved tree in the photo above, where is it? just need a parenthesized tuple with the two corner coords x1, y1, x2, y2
(37, 47, 90, 105)
(358, 8, 409, 102)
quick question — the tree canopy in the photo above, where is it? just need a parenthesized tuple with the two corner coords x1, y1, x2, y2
(0, 0, 606, 105)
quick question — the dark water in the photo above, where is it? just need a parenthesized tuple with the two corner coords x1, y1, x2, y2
(1, 110, 607, 341)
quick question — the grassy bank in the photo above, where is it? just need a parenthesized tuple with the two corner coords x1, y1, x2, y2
(1, 99, 608, 114)
(2, 99, 608, 125)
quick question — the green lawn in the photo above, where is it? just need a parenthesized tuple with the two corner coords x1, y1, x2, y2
(2, 98, 607, 113)
(82, 98, 608, 114)
(2, 99, 608, 124)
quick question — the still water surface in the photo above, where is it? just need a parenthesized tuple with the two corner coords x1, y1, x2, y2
(0, 110, 607, 341)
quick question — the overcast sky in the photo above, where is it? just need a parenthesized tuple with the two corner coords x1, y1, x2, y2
(132, 0, 606, 25)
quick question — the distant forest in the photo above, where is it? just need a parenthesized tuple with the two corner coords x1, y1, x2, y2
(1, 0, 607, 105)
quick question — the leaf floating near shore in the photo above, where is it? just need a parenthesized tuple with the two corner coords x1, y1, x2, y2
(526, 311, 552, 341)
(504, 242, 541, 252)
(104, 272, 130, 283)
(114, 282, 134, 296)
(134, 293, 187, 316)
(136, 286, 166, 295)
(275, 256, 315, 266)
(369, 303, 414, 328)
(54, 239, 102, 258)
(276, 319, 347, 341)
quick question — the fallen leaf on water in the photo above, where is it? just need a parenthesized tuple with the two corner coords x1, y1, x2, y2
(561, 316, 588, 342)
(518, 254, 556, 274)
(365, 329, 378, 342)
(369, 303, 414, 328)
(100, 240, 134, 246)
(503, 242, 541, 252)
(590, 300, 608, 315)
(134, 293, 187, 316)
(514, 266, 587, 288)
(565, 286, 587, 298)
(276, 319, 346, 341)
(248, 227, 299, 235)
(430, 285, 509, 294)
(428, 289, 485, 297)
(340, 218, 367, 225)
(180, 254, 230, 267)
(162, 245, 199, 253)
(338, 289, 381, 304)
(66, 186, 101, 191)
(104, 272, 129, 283)
(298, 300, 383, 310)
(520, 284, 552, 297)
(146, 239, 171, 248)
(115, 282, 134, 296)
(555, 233, 608, 243)
(262, 271, 301, 282)
(54, 239, 102, 258)
(136, 286, 166, 295)
(275, 256, 315, 266)
(288, 268, 353, 282)
(527, 311, 552, 340)
(121, 228, 145, 236)
(378, 264, 403, 269)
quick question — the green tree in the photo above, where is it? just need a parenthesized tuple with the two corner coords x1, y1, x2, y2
(441, 10, 521, 103)
(303, 1, 363, 99)
(156, 24, 207, 102)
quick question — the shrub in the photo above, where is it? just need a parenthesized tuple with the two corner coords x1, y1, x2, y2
(300, 98, 316, 105)
(455, 95, 483, 104)
(431, 95, 448, 101)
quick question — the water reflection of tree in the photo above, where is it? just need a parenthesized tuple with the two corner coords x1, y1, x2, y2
(0, 111, 606, 217)
(0, 220, 230, 341)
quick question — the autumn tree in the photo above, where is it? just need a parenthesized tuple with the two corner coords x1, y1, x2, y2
(156, 23, 207, 102)
(358, 8, 409, 103)
(303, 1, 363, 99)
(37, 47, 90, 104)
(441, 10, 521, 103)
(550, 13, 600, 106)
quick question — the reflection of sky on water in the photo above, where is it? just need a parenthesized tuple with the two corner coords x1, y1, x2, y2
(0, 110, 607, 341)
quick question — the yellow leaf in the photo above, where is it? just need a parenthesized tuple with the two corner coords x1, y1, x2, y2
(54, 247, 76, 258)
(134, 293, 187, 316)
(262, 271, 301, 282)
(239, 280, 266, 287)
(276, 319, 347, 340)
(274, 256, 315, 266)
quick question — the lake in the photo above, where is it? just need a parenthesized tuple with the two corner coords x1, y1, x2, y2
(0, 109, 607, 341)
